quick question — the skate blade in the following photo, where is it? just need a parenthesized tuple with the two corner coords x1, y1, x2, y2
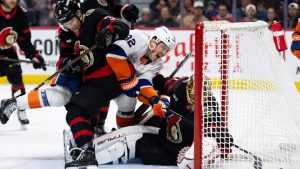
(66, 165, 98, 169)
(20, 124, 28, 130)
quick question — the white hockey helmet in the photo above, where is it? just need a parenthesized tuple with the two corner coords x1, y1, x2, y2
(149, 26, 176, 51)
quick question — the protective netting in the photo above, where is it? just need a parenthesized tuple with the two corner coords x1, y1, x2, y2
(196, 21, 300, 169)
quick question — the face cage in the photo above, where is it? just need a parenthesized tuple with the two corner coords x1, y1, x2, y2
(186, 76, 195, 109)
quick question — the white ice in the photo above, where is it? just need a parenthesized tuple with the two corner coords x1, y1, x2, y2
(0, 84, 177, 169)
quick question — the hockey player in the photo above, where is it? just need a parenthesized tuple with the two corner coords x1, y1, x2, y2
(291, 16, 300, 59)
(106, 26, 176, 128)
(88, 74, 234, 169)
(0, 0, 46, 127)
(0, 0, 139, 132)
(53, 0, 130, 168)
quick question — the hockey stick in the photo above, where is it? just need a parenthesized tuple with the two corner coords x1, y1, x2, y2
(134, 50, 194, 122)
(233, 144, 263, 169)
(0, 56, 52, 66)
(33, 44, 97, 90)
(168, 50, 194, 78)
(136, 91, 194, 126)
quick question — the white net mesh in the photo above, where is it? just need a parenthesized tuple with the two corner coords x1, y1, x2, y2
(197, 21, 300, 169)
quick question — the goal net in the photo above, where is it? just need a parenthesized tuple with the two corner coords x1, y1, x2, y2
(194, 21, 300, 169)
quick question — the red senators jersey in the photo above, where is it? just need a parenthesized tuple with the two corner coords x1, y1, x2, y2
(0, 5, 36, 58)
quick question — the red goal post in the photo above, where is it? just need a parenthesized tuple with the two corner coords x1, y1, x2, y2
(194, 21, 300, 169)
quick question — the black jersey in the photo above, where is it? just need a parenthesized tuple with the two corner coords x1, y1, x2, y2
(0, 5, 36, 58)
(74, 8, 128, 78)
(57, 0, 127, 62)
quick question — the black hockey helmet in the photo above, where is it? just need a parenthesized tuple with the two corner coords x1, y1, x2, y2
(55, 0, 79, 24)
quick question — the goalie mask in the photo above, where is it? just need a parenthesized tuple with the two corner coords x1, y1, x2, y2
(186, 75, 195, 109)
(186, 75, 213, 110)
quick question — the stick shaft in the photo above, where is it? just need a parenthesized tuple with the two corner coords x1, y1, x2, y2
(33, 45, 97, 90)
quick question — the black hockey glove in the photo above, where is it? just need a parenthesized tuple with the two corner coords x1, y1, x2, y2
(95, 28, 114, 50)
(152, 74, 167, 93)
(121, 4, 139, 21)
(57, 57, 81, 75)
(30, 51, 47, 71)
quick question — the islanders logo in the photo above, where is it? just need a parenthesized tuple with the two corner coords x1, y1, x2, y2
(74, 41, 94, 70)
(0, 27, 18, 50)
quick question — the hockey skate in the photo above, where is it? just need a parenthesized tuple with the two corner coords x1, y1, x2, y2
(17, 110, 29, 129)
(65, 147, 98, 169)
(0, 98, 18, 124)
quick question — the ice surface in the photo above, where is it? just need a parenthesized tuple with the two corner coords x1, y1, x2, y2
(0, 84, 177, 169)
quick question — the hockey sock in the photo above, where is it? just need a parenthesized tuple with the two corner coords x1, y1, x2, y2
(116, 110, 135, 128)
(66, 105, 94, 148)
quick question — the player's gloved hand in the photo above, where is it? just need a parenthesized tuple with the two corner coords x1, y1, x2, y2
(120, 74, 139, 97)
(56, 57, 81, 75)
(150, 95, 170, 118)
(121, 4, 139, 22)
(30, 51, 47, 71)
(95, 28, 114, 50)
(152, 74, 167, 93)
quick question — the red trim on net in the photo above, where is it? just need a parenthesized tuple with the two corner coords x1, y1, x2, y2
(73, 130, 93, 140)
(220, 31, 229, 126)
(194, 22, 203, 169)
(69, 117, 90, 127)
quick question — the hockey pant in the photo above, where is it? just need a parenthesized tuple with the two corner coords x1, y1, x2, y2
(16, 73, 80, 110)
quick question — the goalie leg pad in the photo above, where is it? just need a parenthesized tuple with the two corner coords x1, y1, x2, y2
(95, 133, 143, 165)
(94, 125, 159, 152)
(94, 126, 157, 164)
